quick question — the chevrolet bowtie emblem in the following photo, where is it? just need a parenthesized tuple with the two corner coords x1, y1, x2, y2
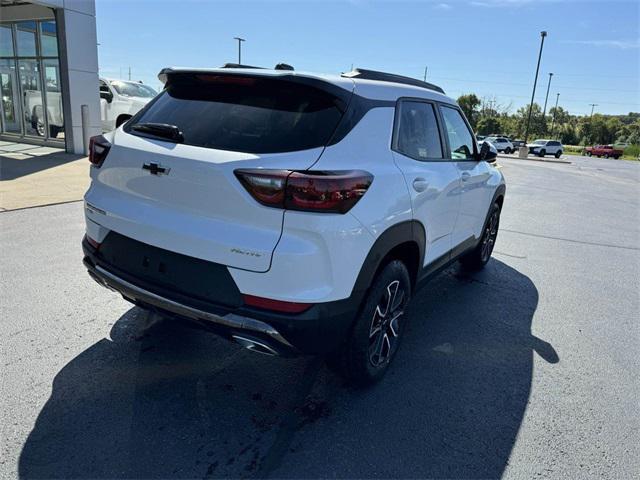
(142, 162, 170, 175)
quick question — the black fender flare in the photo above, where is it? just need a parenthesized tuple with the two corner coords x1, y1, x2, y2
(350, 220, 426, 302)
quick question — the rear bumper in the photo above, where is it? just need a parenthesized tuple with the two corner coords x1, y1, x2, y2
(82, 237, 359, 356)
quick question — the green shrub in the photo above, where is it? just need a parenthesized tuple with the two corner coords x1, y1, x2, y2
(623, 144, 640, 160)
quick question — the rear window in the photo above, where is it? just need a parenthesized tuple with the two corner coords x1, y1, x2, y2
(126, 74, 346, 154)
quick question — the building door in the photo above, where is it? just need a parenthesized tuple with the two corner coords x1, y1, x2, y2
(0, 60, 21, 135)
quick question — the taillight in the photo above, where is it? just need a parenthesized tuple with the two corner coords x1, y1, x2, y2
(85, 234, 101, 250)
(234, 169, 373, 214)
(243, 294, 312, 314)
(88, 135, 111, 167)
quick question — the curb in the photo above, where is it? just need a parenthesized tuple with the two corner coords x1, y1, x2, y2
(497, 154, 572, 165)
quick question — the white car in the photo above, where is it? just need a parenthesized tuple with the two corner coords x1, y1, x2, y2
(82, 67, 505, 384)
(527, 139, 564, 158)
(99, 78, 157, 132)
(485, 136, 514, 154)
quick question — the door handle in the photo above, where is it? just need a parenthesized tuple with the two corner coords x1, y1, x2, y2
(461, 172, 471, 182)
(412, 178, 429, 192)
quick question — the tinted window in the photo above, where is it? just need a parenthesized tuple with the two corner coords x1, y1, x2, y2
(393, 101, 443, 160)
(128, 75, 344, 154)
(440, 105, 475, 160)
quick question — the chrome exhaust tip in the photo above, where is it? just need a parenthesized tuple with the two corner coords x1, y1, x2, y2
(232, 335, 279, 356)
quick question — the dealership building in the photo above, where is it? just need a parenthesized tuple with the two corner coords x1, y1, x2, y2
(0, 0, 100, 153)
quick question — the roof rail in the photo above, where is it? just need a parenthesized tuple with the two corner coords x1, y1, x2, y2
(221, 63, 265, 69)
(341, 68, 445, 95)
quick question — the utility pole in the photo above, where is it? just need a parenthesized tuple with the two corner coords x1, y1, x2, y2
(589, 103, 598, 119)
(523, 31, 548, 148)
(542, 72, 553, 120)
(423, 66, 428, 82)
(588, 103, 598, 144)
(233, 37, 245, 64)
(128, 66, 131, 81)
(550, 93, 560, 137)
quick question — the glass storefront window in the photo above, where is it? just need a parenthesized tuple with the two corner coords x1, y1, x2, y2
(0, 59, 21, 134)
(18, 59, 43, 136)
(0, 17, 63, 142)
(43, 58, 63, 138)
(0, 26, 14, 56)
(40, 21, 58, 57)
(16, 21, 37, 57)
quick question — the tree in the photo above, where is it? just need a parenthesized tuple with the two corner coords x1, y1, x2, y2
(476, 116, 501, 135)
(457, 94, 481, 129)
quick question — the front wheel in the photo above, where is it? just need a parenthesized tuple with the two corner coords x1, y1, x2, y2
(329, 260, 411, 385)
(460, 202, 501, 271)
(538, 149, 546, 157)
(504, 147, 512, 154)
(555, 150, 562, 158)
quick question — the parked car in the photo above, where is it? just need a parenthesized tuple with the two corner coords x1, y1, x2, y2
(511, 139, 525, 149)
(485, 136, 514, 154)
(584, 144, 623, 159)
(99, 78, 157, 132)
(476, 134, 486, 142)
(82, 67, 505, 385)
(527, 139, 563, 158)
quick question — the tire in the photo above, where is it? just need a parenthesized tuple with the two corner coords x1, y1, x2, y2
(328, 260, 412, 385)
(49, 125, 61, 138)
(585, 151, 592, 157)
(460, 202, 501, 271)
(538, 149, 546, 157)
(613, 155, 620, 160)
(555, 150, 562, 159)
(504, 147, 512, 154)
(604, 153, 609, 159)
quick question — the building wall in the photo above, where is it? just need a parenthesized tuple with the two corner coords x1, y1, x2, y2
(4, 0, 100, 154)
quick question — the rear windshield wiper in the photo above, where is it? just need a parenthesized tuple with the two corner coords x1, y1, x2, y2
(131, 123, 184, 143)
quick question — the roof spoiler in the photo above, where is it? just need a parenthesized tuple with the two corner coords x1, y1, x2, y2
(341, 68, 445, 94)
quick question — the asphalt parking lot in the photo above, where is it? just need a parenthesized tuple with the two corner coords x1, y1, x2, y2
(1, 155, 638, 479)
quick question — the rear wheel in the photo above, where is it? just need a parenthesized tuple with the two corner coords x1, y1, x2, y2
(329, 260, 411, 385)
(460, 202, 501, 271)
(504, 147, 512, 154)
(604, 153, 609, 158)
(613, 155, 620, 159)
(585, 151, 592, 157)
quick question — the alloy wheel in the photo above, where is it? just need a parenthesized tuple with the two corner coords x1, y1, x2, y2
(480, 210, 499, 262)
(368, 280, 407, 367)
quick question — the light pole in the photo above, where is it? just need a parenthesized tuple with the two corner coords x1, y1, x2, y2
(542, 72, 553, 121)
(550, 93, 560, 137)
(233, 37, 245, 64)
(588, 103, 598, 144)
(523, 31, 548, 151)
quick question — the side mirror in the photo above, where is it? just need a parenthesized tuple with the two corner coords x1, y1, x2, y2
(100, 90, 113, 103)
(479, 141, 498, 163)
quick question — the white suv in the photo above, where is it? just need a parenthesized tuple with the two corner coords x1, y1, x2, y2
(526, 139, 563, 158)
(83, 67, 505, 384)
(484, 136, 514, 154)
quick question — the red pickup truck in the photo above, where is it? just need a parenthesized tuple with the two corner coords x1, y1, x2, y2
(584, 145, 623, 159)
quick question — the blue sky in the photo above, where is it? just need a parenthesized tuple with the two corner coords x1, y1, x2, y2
(96, 0, 639, 116)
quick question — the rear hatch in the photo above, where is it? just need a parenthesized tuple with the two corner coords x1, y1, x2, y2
(85, 70, 353, 272)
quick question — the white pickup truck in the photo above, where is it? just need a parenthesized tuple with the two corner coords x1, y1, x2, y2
(99, 78, 157, 132)
(24, 78, 157, 138)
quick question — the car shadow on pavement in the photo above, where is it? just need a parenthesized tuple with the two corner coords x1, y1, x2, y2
(18, 259, 557, 479)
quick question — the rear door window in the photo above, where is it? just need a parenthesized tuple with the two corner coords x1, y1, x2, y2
(126, 74, 345, 154)
(392, 100, 443, 160)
